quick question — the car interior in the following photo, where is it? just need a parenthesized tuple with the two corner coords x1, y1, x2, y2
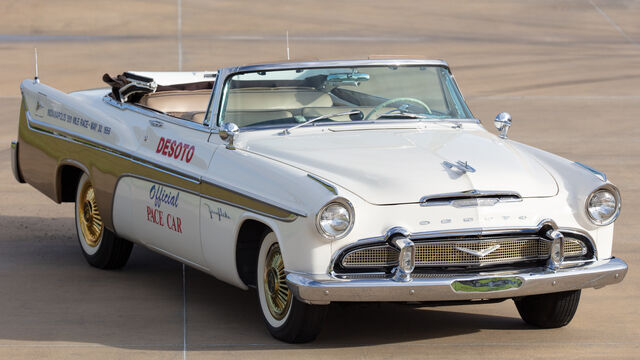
(104, 66, 466, 129)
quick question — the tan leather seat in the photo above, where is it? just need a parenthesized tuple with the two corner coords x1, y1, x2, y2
(224, 110, 293, 128)
(139, 90, 211, 114)
(139, 88, 332, 126)
(226, 89, 332, 110)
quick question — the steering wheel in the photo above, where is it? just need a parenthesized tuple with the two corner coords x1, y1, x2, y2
(364, 97, 432, 120)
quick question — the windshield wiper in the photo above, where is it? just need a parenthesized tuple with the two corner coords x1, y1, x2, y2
(375, 112, 432, 120)
(281, 110, 362, 135)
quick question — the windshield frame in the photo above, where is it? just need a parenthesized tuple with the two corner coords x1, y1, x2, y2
(206, 59, 478, 130)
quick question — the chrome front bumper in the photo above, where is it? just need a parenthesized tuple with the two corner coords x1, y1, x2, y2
(287, 258, 627, 305)
(10, 140, 25, 183)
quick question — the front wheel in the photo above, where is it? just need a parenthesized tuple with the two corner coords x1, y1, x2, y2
(75, 173, 133, 269)
(514, 290, 581, 328)
(256, 232, 327, 343)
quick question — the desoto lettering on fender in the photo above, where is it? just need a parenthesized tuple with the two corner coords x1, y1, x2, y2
(146, 206, 183, 233)
(156, 137, 195, 163)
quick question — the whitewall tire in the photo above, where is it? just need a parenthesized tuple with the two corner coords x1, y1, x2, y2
(256, 231, 327, 343)
(75, 173, 133, 269)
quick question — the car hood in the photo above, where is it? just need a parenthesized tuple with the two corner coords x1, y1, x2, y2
(242, 126, 558, 205)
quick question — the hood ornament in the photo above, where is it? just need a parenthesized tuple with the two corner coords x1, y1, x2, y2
(443, 160, 475, 174)
(455, 244, 500, 257)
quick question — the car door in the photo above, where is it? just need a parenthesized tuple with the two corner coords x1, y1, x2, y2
(129, 114, 217, 268)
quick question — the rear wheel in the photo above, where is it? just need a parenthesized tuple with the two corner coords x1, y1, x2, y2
(75, 174, 133, 269)
(256, 232, 327, 343)
(514, 290, 581, 328)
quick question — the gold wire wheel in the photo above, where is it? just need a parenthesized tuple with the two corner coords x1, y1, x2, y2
(263, 243, 292, 320)
(78, 180, 103, 248)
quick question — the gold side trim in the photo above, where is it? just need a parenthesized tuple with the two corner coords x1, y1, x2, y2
(23, 110, 302, 223)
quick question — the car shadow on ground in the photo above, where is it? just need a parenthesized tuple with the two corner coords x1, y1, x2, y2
(0, 215, 530, 351)
(186, 267, 529, 350)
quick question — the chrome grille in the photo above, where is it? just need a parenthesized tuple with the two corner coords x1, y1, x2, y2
(564, 238, 588, 257)
(341, 245, 398, 267)
(415, 238, 547, 266)
(340, 236, 588, 269)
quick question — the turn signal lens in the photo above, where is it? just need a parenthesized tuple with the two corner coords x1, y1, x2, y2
(547, 229, 564, 270)
(399, 245, 415, 273)
(550, 237, 564, 264)
(392, 237, 415, 281)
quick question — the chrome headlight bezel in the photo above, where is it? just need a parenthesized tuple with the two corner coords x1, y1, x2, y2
(315, 198, 355, 240)
(585, 184, 621, 226)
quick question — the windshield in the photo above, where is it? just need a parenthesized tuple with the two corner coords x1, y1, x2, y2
(218, 65, 473, 129)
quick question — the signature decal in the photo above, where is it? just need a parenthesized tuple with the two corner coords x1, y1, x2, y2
(205, 203, 231, 221)
(156, 137, 195, 163)
(47, 108, 112, 135)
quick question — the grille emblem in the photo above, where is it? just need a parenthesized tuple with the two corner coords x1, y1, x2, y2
(455, 244, 501, 257)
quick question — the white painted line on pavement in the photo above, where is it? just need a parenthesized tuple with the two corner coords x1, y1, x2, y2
(183, 263, 187, 360)
(589, 0, 640, 49)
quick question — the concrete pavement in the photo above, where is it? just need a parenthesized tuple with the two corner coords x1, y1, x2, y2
(0, 0, 639, 358)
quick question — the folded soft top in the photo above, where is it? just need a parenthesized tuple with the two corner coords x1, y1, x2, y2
(102, 72, 215, 103)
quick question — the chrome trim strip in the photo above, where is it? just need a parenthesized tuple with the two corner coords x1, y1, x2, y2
(201, 177, 307, 219)
(307, 174, 337, 195)
(212, 59, 481, 128)
(289, 258, 628, 304)
(10, 140, 25, 183)
(114, 174, 301, 222)
(26, 111, 201, 183)
(420, 190, 522, 207)
(103, 95, 213, 132)
(233, 59, 450, 74)
(575, 161, 607, 182)
(384, 226, 411, 242)
(25, 112, 304, 221)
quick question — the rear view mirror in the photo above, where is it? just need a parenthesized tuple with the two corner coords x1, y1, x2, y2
(326, 72, 370, 87)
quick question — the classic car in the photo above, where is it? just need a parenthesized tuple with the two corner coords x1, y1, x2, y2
(12, 59, 627, 343)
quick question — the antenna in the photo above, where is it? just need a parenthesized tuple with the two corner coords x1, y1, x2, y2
(286, 31, 290, 60)
(34, 48, 39, 83)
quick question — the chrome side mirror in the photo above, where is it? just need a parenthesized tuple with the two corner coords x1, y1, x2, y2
(494, 112, 512, 139)
(219, 122, 239, 149)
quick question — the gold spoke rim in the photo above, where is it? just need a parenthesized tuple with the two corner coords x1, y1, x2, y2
(78, 180, 103, 247)
(263, 243, 292, 320)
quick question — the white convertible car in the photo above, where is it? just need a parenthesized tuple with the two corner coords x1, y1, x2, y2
(12, 59, 627, 342)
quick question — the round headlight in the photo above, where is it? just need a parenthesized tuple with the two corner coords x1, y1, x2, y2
(316, 200, 354, 239)
(586, 186, 621, 225)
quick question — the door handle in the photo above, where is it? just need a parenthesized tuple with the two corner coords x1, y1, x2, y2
(149, 119, 163, 128)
